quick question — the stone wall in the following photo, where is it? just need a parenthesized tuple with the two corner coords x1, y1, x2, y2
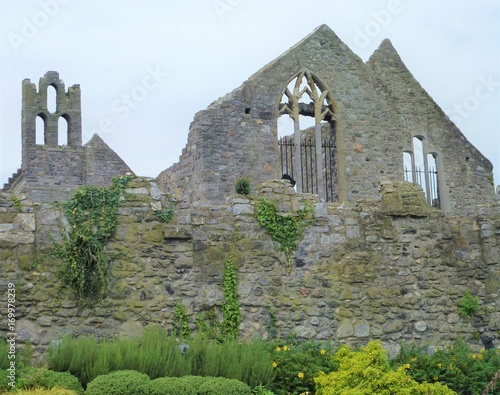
(0, 177, 499, 360)
(159, 25, 495, 216)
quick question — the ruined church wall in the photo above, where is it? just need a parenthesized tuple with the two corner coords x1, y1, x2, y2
(160, 26, 415, 206)
(13, 145, 85, 202)
(160, 25, 495, 219)
(367, 42, 495, 216)
(0, 178, 499, 359)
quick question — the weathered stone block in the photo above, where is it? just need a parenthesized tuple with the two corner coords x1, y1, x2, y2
(163, 225, 192, 240)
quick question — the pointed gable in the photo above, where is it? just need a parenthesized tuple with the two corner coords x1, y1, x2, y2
(84, 133, 134, 187)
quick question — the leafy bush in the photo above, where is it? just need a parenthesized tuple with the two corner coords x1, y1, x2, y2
(252, 384, 276, 394)
(267, 339, 337, 395)
(139, 376, 213, 395)
(46, 327, 272, 389)
(235, 177, 251, 196)
(10, 388, 78, 395)
(36, 370, 84, 394)
(460, 290, 480, 317)
(188, 335, 274, 388)
(0, 367, 83, 394)
(198, 376, 251, 395)
(14, 368, 84, 394)
(53, 175, 132, 304)
(392, 338, 500, 395)
(0, 340, 33, 370)
(46, 327, 191, 386)
(85, 370, 150, 395)
(315, 341, 455, 395)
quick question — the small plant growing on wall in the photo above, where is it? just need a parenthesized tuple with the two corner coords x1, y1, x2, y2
(255, 197, 313, 273)
(460, 290, 480, 317)
(173, 300, 192, 339)
(10, 196, 23, 212)
(156, 199, 175, 223)
(235, 177, 251, 196)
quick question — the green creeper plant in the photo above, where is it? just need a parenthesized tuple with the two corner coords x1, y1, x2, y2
(173, 300, 192, 339)
(11, 195, 23, 212)
(460, 290, 480, 317)
(53, 174, 133, 305)
(255, 197, 313, 273)
(220, 230, 240, 340)
(156, 199, 174, 223)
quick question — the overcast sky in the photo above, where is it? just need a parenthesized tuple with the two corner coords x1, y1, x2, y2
(1, 0, 499, 190)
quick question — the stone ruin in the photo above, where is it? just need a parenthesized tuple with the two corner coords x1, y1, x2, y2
(159, 24, 495, 217)
(2, 71, 132, 202)
(0, 25, 499, 355)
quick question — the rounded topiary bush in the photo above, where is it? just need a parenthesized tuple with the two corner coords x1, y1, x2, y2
(11, 388, 78, 395)
(181, 375, 215, 390)
(38, 370, 84, 395)
(140, 377, 198, 395)
(198, 377, 251, 395)
(86, 370, 150, 395)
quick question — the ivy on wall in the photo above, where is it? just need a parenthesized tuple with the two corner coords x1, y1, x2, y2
(220, 230, 240, 339)
(53, 175, 133, 305)
(255, 197, 313, 273)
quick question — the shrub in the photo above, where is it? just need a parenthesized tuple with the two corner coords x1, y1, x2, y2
(37, 370, 84, 395)
(198, 376, 251, 395)
(235, 177, 251, 196)
(315, 341, 456, 395)
(10, 388, 78, 395)
(9, 368, 84, 394)
(392, 338, 500, 395)
(46, 327, 191, 386)
(460, 290, 480, 317)
(140, 376, 205, 395)
(188, 335, 274, 388)
(267, 339, 337, 395)
(85, 370, 150, 395)
(0, 340, 33, 370)
(46, 328, 273, 389)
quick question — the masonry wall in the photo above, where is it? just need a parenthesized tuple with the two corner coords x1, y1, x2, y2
(159, 25, 494, 216)
(0, 177, 499, 360)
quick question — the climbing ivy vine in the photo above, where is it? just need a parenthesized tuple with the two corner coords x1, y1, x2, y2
(220, 230, 240, 340)
(255, 197, 313, 273)
(53, 175, 133, 305)
(173, 300, 192, 339)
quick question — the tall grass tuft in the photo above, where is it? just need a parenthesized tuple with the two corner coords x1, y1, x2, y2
(46, 327, 274, 389)
(188, 335, 275, 388)
(46, 327, 192, 386)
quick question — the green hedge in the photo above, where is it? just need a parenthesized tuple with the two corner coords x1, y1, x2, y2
(85, 370, 150, 395)
(0, 368, 83, 394)
(198, 376, 251, 394)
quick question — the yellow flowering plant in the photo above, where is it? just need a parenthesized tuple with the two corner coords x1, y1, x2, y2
(267, 338, 336, 395)
(315, 341, 455, 395)
(390, 337, 500, 395)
